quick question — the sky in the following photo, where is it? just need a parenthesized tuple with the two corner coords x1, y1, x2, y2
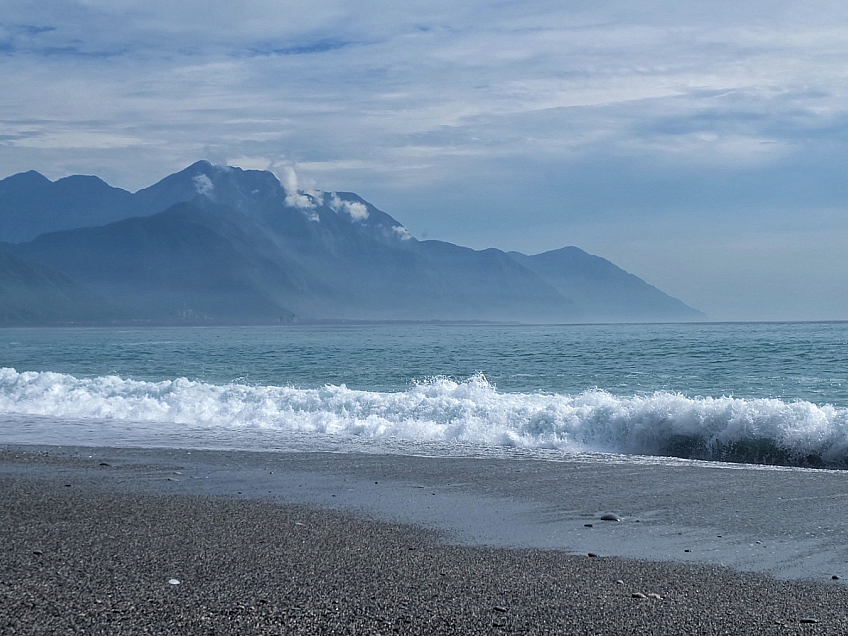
(3, 1, 848, 321)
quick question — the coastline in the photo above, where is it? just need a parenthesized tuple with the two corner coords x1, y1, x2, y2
(3, 444, 848, 633)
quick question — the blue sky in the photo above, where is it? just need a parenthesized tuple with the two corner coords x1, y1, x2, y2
(3, 1, 848, 320)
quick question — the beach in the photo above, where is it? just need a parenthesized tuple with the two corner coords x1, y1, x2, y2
(3, 445, 848, 634)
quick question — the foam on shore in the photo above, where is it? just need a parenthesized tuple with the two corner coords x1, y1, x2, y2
(2, 368, 848, 467)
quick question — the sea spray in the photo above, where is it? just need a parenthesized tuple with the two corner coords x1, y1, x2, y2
(2, 368, 848, 468)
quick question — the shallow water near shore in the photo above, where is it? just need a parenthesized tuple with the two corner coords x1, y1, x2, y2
(3, 321, 848, 468)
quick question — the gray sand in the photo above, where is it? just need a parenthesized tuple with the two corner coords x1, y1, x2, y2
(5, 444, 847, 580)
(3, 445, 848, 633)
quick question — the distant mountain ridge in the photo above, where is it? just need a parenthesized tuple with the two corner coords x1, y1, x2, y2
(0, 170, 136, 243)
(508, 247, 702, 323)
(0, 161, 705, 324)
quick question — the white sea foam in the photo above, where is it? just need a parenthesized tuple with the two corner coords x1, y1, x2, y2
(2, 368, 848, 467)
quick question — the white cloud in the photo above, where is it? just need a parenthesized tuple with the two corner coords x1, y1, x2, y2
(392, 225, 412, 240)
(280, 165, 316, 209)
(7, 1, 848, 193)
(193, 173, 214, 196)
(346, 201, 369, 220)
(329, 193, 369, 220)
(7, 131, 148, 150)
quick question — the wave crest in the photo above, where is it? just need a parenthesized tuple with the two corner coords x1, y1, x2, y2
(2, 368, 848, 468)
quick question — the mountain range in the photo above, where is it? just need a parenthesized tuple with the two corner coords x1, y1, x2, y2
(0, 161, 705, 325)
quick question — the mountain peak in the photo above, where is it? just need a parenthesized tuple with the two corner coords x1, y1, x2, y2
(189, 159, 213, 171)
(134, 161, 284, 213)
(0, 170, 52, 192)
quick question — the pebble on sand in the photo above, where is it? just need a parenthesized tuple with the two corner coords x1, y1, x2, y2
(168, 578, 180, 585)
(799, 617, 819, 624)
(600, 513, 621, 522)
(631, 592, 647, 599)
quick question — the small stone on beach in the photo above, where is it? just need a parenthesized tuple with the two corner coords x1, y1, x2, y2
(647, 593, 663, 600)
(168, 578, 180, 585)
(587, 553, 599, 558)
(584, 524, 593, 528)
(600, 514, 621, 522)
(32, 549, 43, 556)
(493, 605, 508, 613)
(631, 592, 646, 599)
(832, 575, 840, 580)
(800, 617, 819, 624)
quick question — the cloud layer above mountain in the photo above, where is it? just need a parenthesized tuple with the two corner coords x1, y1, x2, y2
(3, 1, 848, 319)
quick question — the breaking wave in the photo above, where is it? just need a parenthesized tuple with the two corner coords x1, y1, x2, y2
(2, 368, 848, 468)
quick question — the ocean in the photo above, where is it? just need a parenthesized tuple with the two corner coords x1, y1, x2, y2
(2, 321, 848, 469)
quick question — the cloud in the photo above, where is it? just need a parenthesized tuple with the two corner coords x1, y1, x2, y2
(392, 225, 412, 241)
(329, 193, 369, 220)
(345, 201, 369, 220)
(193, 173, 214, 196)
(6, 1, 848, 317)
(280, 165, 316, 209)
(7, 1, 848, 191)
(266, 40, 352, 56)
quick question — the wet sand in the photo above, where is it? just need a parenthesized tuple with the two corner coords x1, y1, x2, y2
(3, 445, 848, 634)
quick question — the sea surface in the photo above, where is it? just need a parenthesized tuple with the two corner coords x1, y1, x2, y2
(2, 321, 848, 468)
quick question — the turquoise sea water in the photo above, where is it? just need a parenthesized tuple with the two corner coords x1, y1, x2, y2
(2, 322, 848, 467)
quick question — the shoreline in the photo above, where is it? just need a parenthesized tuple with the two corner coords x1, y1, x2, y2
(4, 444, 848, 633)
(4, 444, 848, 580)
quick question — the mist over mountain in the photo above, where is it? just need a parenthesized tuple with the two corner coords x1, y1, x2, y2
(509, 248, 705, 322)
(0, 250, 117, 324)
(0, 161, 703, 324)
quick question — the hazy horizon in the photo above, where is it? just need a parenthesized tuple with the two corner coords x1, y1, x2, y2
(4, 2, 848, 321)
